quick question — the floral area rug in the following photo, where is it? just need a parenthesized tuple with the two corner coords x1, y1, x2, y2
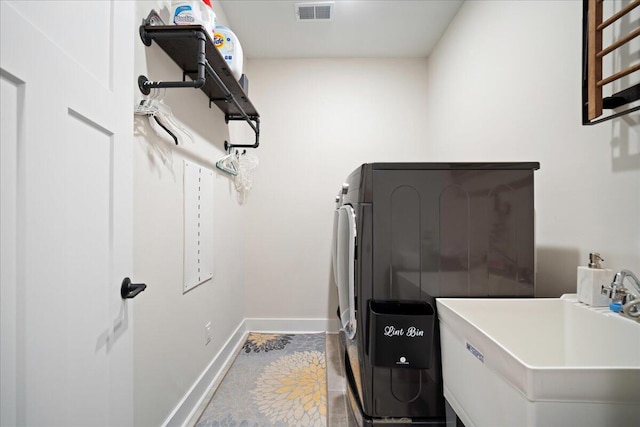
(196, 333, 327, 427)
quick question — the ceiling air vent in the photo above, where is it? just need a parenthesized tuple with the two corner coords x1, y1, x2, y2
(295, 2, 334, 21)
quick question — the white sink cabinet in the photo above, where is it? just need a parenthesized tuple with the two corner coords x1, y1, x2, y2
(437, 297, 640, 427)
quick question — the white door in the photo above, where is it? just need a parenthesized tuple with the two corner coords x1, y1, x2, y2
(1, 1, 134, 426)
(335, 204, 357, 340)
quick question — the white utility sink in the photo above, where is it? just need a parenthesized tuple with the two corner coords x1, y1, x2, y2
(437, 296, 640, 427)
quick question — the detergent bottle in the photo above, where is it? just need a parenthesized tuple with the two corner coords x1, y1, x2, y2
(171, 0, 215, 29)
(201, 0, 217, 38)
(214, 25, 243, 80)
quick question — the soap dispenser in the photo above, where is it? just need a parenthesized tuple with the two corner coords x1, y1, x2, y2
(577, 252, 612, 306)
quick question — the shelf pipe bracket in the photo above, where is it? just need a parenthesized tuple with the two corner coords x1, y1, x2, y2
(203, 61, 260, 150)
(137, 29, 207, 95)
(224, 116, 260, 151)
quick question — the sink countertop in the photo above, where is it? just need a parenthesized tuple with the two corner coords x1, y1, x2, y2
(437, 296, 640, 403)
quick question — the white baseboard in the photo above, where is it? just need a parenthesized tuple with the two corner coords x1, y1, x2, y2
(245, 317, 339, 334)
(164, 317, 337, 427)
(162, 319, 247, 427)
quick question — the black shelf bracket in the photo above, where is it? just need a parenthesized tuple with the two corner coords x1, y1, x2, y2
(137, 29, 206, 95)
(137, 11, 260, 149)
(224, 116, 260, 151)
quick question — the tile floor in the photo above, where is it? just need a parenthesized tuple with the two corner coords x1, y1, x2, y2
(326, 333, 349, 426)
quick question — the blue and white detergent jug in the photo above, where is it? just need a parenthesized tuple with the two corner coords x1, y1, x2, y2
(171, 0, 216, 37)
(213, 25, 243, 80)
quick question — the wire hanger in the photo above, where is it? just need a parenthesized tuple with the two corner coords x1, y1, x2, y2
(135, 87, 194, 145)
(215, 147, 240, 176)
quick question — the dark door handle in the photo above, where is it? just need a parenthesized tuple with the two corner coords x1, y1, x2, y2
(121, 277, 147, 299)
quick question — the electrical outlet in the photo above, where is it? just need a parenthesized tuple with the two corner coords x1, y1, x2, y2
(205, 322, 212, 346)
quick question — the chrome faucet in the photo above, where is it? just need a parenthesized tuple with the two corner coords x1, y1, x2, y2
(601, 269, 640, 321)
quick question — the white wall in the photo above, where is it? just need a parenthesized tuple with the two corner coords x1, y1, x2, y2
(133, 2, 247, 426)
(423, 0, 639, 297)
(243, 0, 639, 324)
(244, 58, 431, 321)
(128, 0, 639, 423)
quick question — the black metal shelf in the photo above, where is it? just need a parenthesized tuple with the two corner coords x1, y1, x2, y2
(139, 21, 259, 150)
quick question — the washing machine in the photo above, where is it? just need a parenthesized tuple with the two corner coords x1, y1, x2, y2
(332, 162, 539, 426)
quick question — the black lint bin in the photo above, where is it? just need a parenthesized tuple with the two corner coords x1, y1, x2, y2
(368, 300, 434, 369)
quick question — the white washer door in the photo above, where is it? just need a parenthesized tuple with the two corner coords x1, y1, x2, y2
(336, 205, 357, 340)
